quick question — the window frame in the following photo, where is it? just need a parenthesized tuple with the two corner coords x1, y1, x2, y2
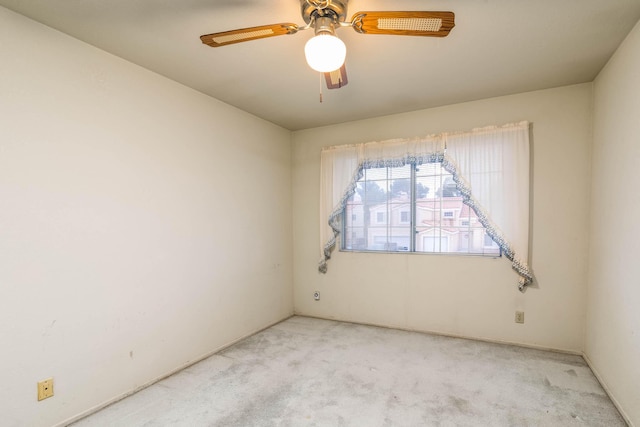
(340, 162, 502, 258)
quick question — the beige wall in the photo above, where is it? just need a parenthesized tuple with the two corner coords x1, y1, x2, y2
(4, 2, 639, 424)
(293, 83, 593, 353)
(587, 20, 640, 426)
(0, 7, 292, 427)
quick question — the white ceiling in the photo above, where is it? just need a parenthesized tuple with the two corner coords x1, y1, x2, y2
(2, 0, 640, 130)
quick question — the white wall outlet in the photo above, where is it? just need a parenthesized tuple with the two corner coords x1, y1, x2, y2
(313, 291, 320, 301)
(515, 311, 525, 324)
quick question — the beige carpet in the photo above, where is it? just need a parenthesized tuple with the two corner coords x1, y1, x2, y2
(72, 316, 625, 426)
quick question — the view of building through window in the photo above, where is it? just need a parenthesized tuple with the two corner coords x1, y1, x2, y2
(342, 162, 500, 256)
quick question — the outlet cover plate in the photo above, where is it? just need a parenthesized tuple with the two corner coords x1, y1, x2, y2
(37, 378, 54, 401)
(515, 311, 525, 324)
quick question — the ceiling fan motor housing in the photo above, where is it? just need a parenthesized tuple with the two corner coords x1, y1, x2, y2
(301, 0, 348, 25)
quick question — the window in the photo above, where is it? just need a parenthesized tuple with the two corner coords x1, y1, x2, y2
(342, 162, 500, 256)
(319, 121, 532, 290)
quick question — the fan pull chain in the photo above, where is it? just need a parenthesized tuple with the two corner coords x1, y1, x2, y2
(319, 72, 323, 103)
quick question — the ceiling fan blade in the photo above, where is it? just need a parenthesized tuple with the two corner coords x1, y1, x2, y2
(200, 23, 299, 47)
(324, 65, 348, 90)
(350, 11, 455, 37)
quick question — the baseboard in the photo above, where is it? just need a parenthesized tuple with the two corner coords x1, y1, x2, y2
(56, 312, 294, 427)
(582, 352, 633, 427)
(294, 312, 583, 356)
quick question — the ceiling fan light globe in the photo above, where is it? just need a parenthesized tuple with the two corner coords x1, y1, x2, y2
(304, 34, 346, 73)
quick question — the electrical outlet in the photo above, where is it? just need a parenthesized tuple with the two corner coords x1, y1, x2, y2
(313, 291, 320, 301)
(37, 378, 54, 401)
(515, 311, 525, 324)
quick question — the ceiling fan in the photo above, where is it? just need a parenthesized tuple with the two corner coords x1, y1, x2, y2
(200, 0, 455, 90)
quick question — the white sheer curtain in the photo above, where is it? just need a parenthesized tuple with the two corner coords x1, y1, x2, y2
(319, 121, 533, 291)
